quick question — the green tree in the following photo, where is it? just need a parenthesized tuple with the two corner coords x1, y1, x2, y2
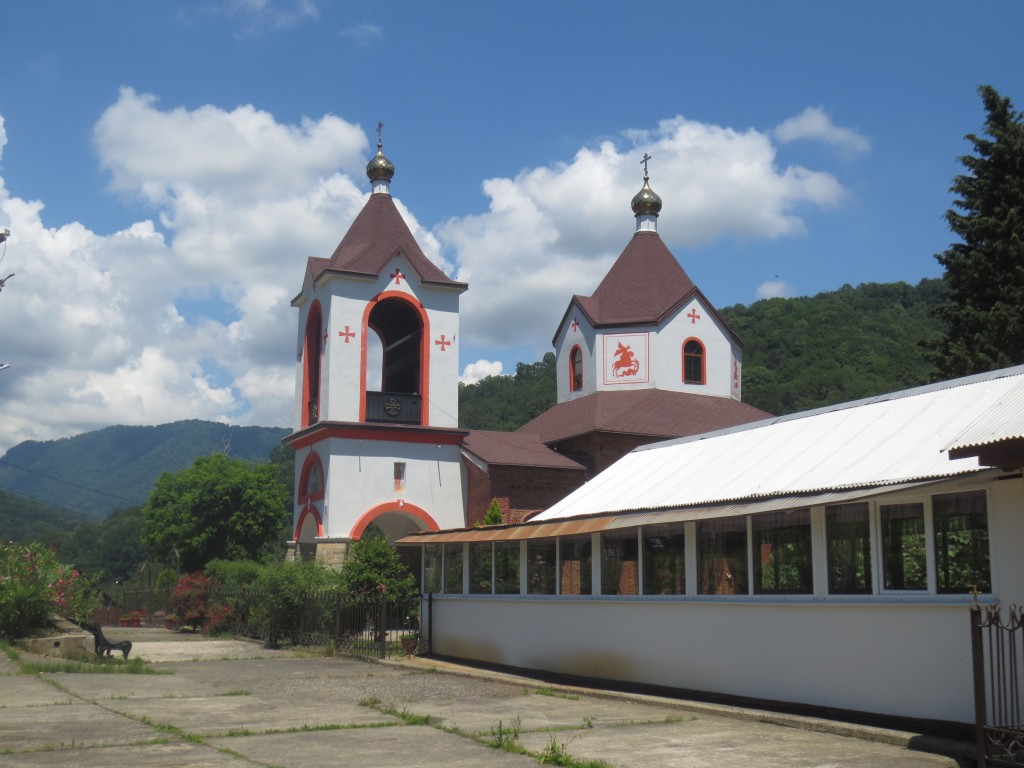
(480, 498, 504, 526)
(339, 533, 417, 602)
(927, 85, 1024, 378)
(141, 453, 289, 572)
(459, 352, 556, 430)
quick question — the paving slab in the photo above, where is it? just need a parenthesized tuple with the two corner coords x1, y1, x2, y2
(205, 723, 540, 768)
(516, 717, 963, 768)
(100, 693, 398, 736)
(0, 676, 76, 707)
(0, 701, 170, 753)
(0, 741, 257, 767)
(402, 692, 687, 734)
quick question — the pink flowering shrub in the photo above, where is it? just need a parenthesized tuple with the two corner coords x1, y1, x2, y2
(169, 572, 220, 631)
(0, 541, 100, 639)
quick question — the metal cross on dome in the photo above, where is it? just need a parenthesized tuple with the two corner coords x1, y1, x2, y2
(641, 152, 652, 178)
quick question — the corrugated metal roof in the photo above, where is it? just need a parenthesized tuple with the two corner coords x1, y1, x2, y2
(529, 366, 1024, 522)
(944, 377, 1024, 451)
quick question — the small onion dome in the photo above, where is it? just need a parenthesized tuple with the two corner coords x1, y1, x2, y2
(631, 175, 662, 216)
(366, 142, 395, 184)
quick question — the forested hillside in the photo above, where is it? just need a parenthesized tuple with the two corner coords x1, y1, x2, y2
(720, 278, 947, 414)
(0, 421, 290, 520)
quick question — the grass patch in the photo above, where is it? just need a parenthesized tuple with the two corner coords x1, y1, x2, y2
(18, 657, 171, 675)
(529, 686, 579, 701)
(218, 689, 251, 696)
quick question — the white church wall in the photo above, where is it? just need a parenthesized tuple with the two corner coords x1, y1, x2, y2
(651, 298, 737, 398)
(322, 437, 465, 538)
(554, 312, 596, 402)
(428, 597, 973, 724)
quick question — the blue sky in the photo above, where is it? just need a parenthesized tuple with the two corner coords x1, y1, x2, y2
(0, 1, 1021, 451)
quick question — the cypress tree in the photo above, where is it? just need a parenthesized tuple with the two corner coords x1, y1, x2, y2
(927, 86, 1024, 378)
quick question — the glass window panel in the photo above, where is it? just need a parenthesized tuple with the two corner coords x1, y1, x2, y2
(423, 543, 442, 594)
(494, 542, 520, 595)
(469, 542, 492, 594)
(825, 503, 872, 594)
(643, 523, 685, 595)
(559, 535, 592, 596)
(600, 529, 639, 595)
(753, 509, 812, 594)
(933, 490, 991, 593)
(698, 517, 748, 595)
(443, 542, 463, 594)
(527, 539, 556, 595)
(880, 503, 926, 590)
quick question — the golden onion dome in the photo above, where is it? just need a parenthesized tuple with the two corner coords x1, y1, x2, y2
(366, 121, 395, 184)
(631, 176, 662, 216)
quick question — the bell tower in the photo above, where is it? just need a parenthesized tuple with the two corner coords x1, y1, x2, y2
(285, 126, 469, 566)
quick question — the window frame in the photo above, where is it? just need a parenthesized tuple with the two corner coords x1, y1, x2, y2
(569, 345, 584, 392)
(682, 337, 706, 385)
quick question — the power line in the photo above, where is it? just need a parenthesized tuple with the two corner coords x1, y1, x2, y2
(0, 459, 143, 506)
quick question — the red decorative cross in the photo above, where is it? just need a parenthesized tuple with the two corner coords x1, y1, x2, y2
(435, 334, 451, 351)
(390, 268, 406, 285)
(338, 325, 356, 343)
(687, 309, 701, 324)
(571, 317, 579, 332)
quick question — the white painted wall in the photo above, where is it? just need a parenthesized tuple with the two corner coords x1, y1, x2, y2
(428, 597, 974, 723)
(421, 474, 1023, 725)
(553, 297, 741, 403)
(320, 436, 465, 538)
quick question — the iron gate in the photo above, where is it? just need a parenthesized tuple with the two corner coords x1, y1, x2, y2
(972, 600, 1024, 767)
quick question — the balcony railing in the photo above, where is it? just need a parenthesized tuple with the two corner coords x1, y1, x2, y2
(365, 391, 422, 425)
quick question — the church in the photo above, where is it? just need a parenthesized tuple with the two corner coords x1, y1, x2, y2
(283, 136, 768, 563)
(284, 135, 1024, 729)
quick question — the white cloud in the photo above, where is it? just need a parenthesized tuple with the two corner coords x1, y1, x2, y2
(0, 91, 369, 452)
(219, 0, 319, 35)
(440, 114, 846, 351)
(0, 99, 854, 453)
(460, 359, 504, 385)
(340, 23, 382, 46)
(774, 107, 869, 154)
(755, 280, 795, 300)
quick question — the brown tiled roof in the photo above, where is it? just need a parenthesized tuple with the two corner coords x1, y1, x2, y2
(312, 194, 466, 289)
(462, 430, 587, 470)
(576, 232, 696, 326)
(516, 390, 773, 445)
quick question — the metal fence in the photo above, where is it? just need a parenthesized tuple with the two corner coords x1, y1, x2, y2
(118, 587, 425, 660)
(972, 601, 1024, 767)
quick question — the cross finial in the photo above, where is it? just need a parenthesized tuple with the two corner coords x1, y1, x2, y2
(641, 152, 652, 180)
(376, 121, 384, 151)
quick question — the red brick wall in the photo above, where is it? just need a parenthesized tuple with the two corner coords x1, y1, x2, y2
(464, 460, 586, 526)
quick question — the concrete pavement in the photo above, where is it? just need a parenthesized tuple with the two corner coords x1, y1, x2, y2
(0, 626, 974, 767)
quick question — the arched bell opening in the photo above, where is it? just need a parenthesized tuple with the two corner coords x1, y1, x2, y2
(364, 295, 427, 425)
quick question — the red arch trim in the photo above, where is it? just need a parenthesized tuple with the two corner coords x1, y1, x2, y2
(297, 451, 325, 504)
(359, 290, 431, 425)
(350, 501, 440, 540)
(682, 336, 706, 385)
(568, 344, 583, 392)
(294, 503, 324, 540)
(301, 300, 324, 428)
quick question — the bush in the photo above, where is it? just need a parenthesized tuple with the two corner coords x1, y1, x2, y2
(0, 541, 101, 639)
(204, 558, 267, 588)
(169, 572, 219, 631)
(340, 534, 417, 604)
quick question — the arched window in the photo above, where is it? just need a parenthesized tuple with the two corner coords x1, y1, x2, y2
(298, 452, 325, 503)
(569, 345, 583, 392)
(302, 302, 323, 427)
(683, 339, 705, 385)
